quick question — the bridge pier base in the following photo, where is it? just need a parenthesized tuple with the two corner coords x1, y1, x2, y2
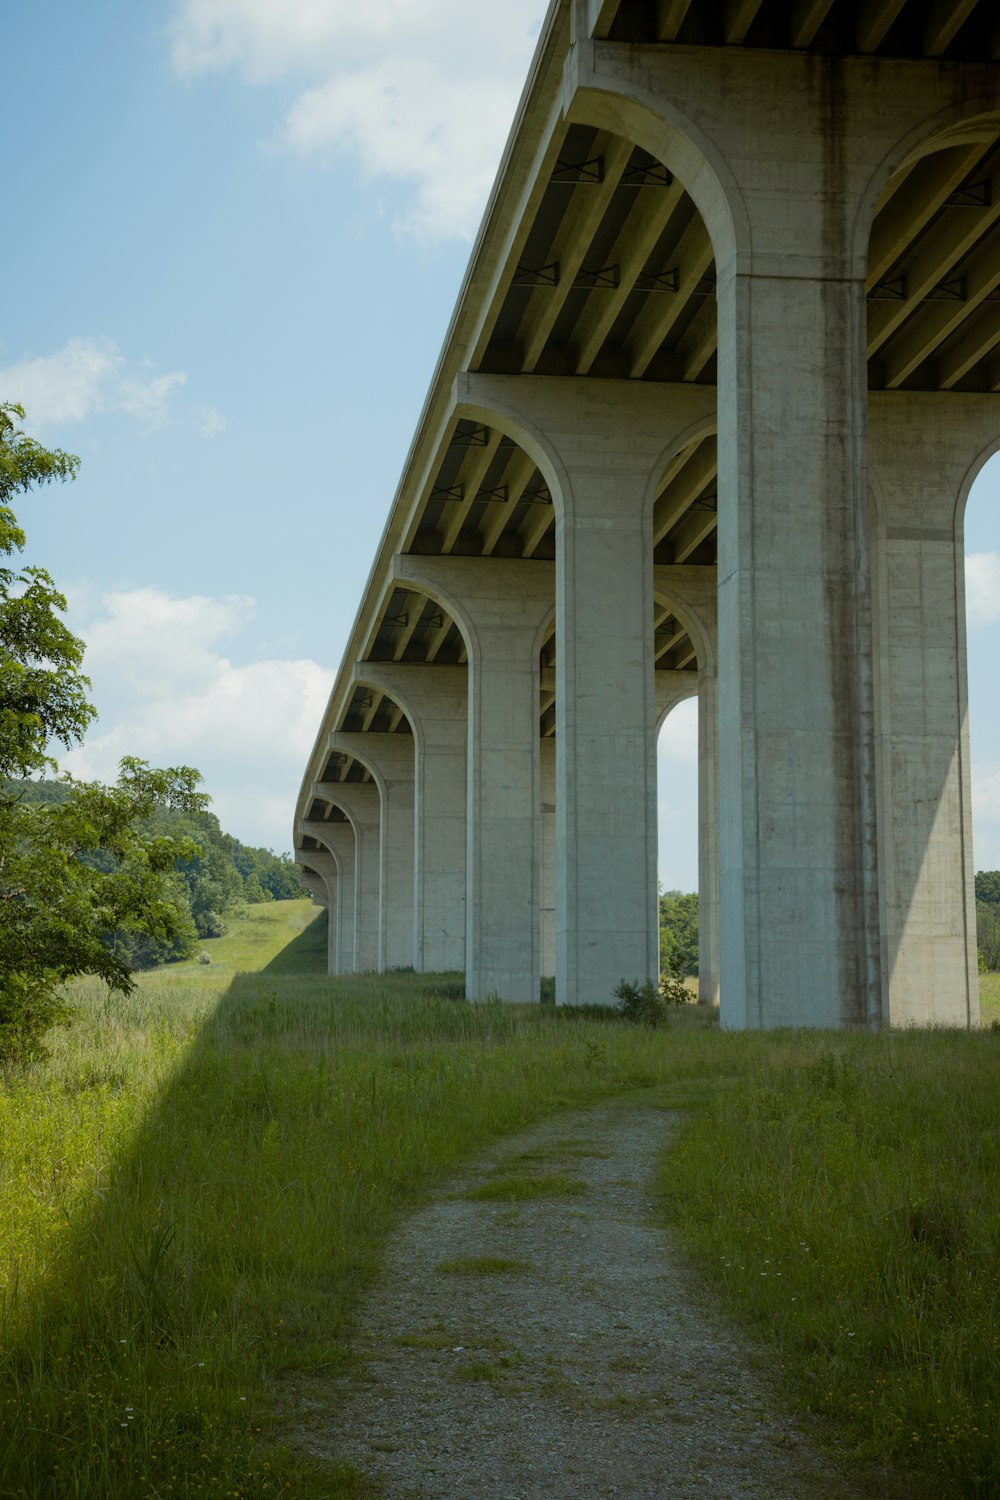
(870, 394, 994, 1028)
(396, 555, 552, 1001)
(301, 823, 356, 975)
(329, 731, 415, 972)
(308, 785, 381, 971)
(353, 663, 467, 976)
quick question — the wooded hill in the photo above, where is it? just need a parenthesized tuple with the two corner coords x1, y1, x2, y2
(5, 778, 301, 968)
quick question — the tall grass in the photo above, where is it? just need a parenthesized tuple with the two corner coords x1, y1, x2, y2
(0, 902, 717, 1497)
(662, 1030, 1000, 1498)
(1, 902, 997, 1497)
(978, 968, 1000, 1024)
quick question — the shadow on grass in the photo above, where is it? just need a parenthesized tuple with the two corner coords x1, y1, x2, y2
(2, 920, 695, 1498)
(260, 907, 329, 976)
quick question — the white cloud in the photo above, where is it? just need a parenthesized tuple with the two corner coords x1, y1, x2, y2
(169, 0, 546, 241)
(0, 338, 187, 432)
(59, 585, 333, 852)
(966, 552, 1000, 627)
(198, 404, 226, 438)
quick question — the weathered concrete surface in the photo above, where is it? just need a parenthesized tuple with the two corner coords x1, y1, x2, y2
(870, 393, 999, 1028)
(329, 732, 415, 972)
(458, 375, 714, 1009)
(300, 825, 356, 975)
(294, 5, 1000, 1031)
(353, 662, 468, 975)
(395, 553, 552, 1002)
(294, 856, 337, 972)
(656, 565, 720, 1009)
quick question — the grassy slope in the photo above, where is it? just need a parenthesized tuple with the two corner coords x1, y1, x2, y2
(0, 906, 997, 1497)
(661, 1030, 1000, 1497)
(978, 968, 1000, 1023)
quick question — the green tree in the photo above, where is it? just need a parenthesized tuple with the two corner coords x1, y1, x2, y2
(0, 404, 208, 1057)
(975, 870, 1000, 906)
(977, 900, 1000, 972)
(1, 762, 207, 1055)
(659, 889, 699, 977)
(0, 403, 92, 779)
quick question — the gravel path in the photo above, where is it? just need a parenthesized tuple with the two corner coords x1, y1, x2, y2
(290, 1097, 882, 1498)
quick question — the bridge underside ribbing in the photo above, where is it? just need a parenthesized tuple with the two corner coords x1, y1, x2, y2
(297, 0, 999, 1029)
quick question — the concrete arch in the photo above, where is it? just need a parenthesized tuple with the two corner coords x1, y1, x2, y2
(855, 100, 1000, 275)
(309, 798, 361, 848)
(318, 757, 387, 811)
(388, 567, 481, 672)
(652, 572, 717, 678)
(955, 435, 1000, 533)
(452, 389, 573, 527)
(642, 416, 718, 543)
(352, 670, 422, 755)
(296, 841, 346, 976)
(567, 76, 745, 273)
(533, 607, 555, 668)
(867, 393, 1000, 1029)
(651, 564, 719, 1009)
(653, 678, 696, 738)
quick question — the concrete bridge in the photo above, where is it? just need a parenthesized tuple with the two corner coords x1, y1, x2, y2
(295, 0, 1000, 1029)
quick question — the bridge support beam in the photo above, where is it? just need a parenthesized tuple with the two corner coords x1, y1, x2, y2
(329, 732, 415, 972)
(395, 554, 553, 1001)
(870, 393, 996, 1028)
(540, 734, 556, 983)
(295, 854, 338, 972)
(353, 663, 468, 975)
(565, 46, 999, 1024)
(301, 823, 357, 974)
(306, 788, 380, 970)
(655, 564, 720, 1008)
(456, 374, 714, 1007)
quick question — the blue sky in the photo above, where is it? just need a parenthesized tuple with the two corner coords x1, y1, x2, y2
(3, 0, 1000, 890)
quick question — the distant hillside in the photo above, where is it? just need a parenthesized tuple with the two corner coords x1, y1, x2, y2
(5, 778, 302, 968)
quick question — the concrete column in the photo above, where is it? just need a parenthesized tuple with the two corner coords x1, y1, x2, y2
(324, 786, 380, 972)
(299, 826, 356, 974)
(306, 789, 380, 970)
(394, 554, 553, 1001)
(557, 442, 657, 1006)
(295, 855, 337, 973)
(539, 734, 556, 982)
(697, 659, 720, 1009)
(352, 662, 467, 974)
(654, 564, 720, 1008)
(329, 732, 415, 971)
(456, 375, 714, 1008)
(869, 393, 997, 1028)
(716, 258, 880, 1029)
(565, 48, 998, 1026)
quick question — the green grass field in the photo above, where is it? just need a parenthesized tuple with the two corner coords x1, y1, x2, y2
(1, 902, 997, 1497)
(978, 967, 1000, 1024)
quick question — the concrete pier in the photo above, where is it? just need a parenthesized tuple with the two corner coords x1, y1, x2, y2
(295, 1, 1000, 1029)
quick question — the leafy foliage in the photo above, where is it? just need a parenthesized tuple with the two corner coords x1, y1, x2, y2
(613, 974, 689, 1027)
(977, 902, 1000, 973)
(0, 403, 93, 779)
(11, 778, 304, 963)
(974, 873, 1000, 970)
(0, 404, 214, 1057)
(0, 762, 207, 1058)
(659, 888, 698, 977)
